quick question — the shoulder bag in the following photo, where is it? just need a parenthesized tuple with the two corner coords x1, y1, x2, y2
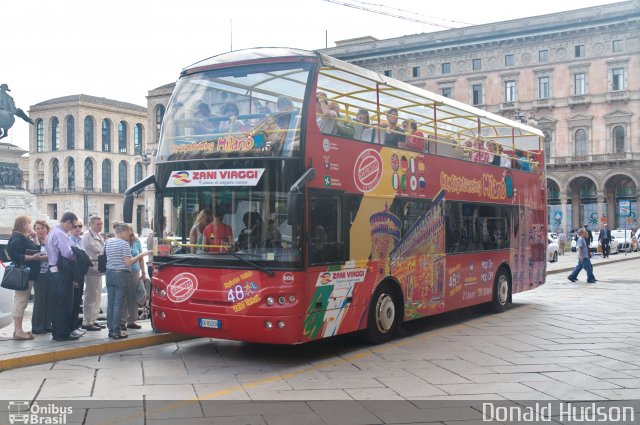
(97, 248, 107, 273)
(1, 264, 30, 291)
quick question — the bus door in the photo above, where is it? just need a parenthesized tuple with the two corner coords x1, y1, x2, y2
(304, 191, 358, 339)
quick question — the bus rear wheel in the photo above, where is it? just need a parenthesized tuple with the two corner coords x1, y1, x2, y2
(489, 268, 510, 313)
(365, 283, 400, 344)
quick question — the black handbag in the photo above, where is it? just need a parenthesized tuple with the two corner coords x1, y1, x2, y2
(1, 264, 30, 291)
(97, 250, 107, 273)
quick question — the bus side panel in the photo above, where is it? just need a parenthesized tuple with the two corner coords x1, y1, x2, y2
(303, 263, 378, 342)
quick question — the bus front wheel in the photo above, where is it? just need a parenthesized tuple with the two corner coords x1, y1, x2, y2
(365, 282, 400, 344)
(489, 268, 510, 313)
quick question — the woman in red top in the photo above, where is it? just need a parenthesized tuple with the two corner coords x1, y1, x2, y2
(403, 119, 426, 152)
(203, 212, 233, 253)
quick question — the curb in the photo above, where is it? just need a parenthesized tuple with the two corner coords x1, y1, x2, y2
(0, 332, 194, 372)
(547, 253, 639, 275)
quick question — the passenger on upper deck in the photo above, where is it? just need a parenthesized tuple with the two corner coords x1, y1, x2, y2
(470, 137, 489, 164)
(219, 102, 245, 133)
(403, 119, 425, 152)
(353, 109, 378, 143)
(316, 92, 337, 134)
(193, 103, 218, 135)
(498, 144, 512, 168)
(486, 141, 501, 166)
(515, 149, 531, 171)
(381, 108, 406, 148)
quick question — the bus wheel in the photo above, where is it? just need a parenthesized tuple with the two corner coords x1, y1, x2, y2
(489, 269, 510, 313)
(365, 283, 400, 344)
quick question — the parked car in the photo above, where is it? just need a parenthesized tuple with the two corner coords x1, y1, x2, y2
(0, 236, 15, 329)
(547, 237, 559, 263)
(612, 229, 638, 252)
(548, 232, 558, 243)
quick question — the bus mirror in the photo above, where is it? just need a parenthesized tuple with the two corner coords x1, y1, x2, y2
(287, 191, 304, 226)
(123, 195, 134, 223)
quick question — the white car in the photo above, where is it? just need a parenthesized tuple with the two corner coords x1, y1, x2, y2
(589, 231, 619, 255)
(547, 237, 559, 263)
(612, 229, 638, 252)
(0, 237, 15, 329)
(548, 232, 558, 243)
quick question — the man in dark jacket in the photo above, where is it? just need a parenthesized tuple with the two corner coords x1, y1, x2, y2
(598, 223, 611, 258)
(584, 224, 593, 247)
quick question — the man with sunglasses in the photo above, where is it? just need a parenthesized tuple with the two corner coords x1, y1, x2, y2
(46, 212, 79, 341)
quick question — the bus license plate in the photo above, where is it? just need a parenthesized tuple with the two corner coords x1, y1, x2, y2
(198, 318, 221, 329)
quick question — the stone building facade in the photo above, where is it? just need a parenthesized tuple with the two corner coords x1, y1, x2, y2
(321, 0, 640, 233)
(28, 95, 148, 233)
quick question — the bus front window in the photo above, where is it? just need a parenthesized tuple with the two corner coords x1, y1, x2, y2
(157, 62, 312, 162)
(156, 161, 303, 268)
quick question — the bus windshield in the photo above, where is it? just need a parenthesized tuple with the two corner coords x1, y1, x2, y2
(157, 62, 312, 162)
(155, 159, 303, 269)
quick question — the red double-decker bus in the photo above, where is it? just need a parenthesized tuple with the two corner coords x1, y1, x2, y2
(125, 48, 546, 344)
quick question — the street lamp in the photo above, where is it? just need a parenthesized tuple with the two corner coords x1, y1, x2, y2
(139, 148, 155, 228)
(513, 110, 538, 127)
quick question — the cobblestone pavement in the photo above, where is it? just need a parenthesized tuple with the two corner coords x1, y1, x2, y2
(0, 257, 639, 424)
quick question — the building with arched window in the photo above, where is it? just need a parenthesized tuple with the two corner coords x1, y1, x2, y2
(320, 0, 640, 233)
(28, 95, 147, 232)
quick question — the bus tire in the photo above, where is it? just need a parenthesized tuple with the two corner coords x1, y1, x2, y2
(489, 268, 510, 313)
(365, 282, 400, 344)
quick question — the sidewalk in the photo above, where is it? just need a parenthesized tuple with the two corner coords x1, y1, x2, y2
(1, 250, 638, 373)
(0, 313, 192, 372)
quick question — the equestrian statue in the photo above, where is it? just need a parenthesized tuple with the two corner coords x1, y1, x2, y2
(0, 83, 34, 140)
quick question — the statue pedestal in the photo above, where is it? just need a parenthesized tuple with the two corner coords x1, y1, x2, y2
(0, 188, 37, 236)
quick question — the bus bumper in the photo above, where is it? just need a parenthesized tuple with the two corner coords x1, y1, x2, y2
(152, 305, 306, 345)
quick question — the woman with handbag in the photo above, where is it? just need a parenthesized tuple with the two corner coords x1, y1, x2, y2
(6, 216, 42, 340)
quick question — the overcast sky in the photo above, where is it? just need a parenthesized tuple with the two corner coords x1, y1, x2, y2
(3, 0, 621, 150)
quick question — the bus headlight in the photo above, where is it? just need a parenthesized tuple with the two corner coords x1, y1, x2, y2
(288, 295, 296, 303)
(277, 296, 286, 305)
(277, 321, 285, 329)
(266, 296, 275, 306)
(264, 321, 273, 329)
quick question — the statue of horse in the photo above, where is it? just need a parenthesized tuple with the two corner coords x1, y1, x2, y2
(0, 83, 34, 140)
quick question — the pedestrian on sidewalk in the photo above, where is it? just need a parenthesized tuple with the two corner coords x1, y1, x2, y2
(558, 229, 567, 256)
(7, 216, 41, 340)
(121, 231, 146, 331)
(67, 221, 88, 339)
(105, 222, 150, 339)
(46, 212, 79, 341)
(568, 228, 597, 283)
(31, 220, 52, 334)
(81, 215, 105, 331)
(598, 223, 611, 258)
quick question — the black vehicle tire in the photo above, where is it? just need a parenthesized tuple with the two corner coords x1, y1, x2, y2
(489, 268, 510, 313)
(365, 282, 401, 344)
